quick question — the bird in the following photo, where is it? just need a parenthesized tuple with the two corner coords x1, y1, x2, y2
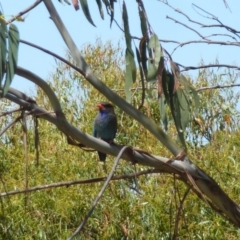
(93, 102, 118, 161)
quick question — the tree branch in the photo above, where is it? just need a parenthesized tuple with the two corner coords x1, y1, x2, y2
(7, 0, 43, 24)
(0, 169, 161, 198)
(196, 83, 240, 92)
(16, 67, 63, 115)
(177, 63, 240, 72)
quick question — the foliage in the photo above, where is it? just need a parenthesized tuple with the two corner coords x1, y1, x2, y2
(0, 17, 19, 97)
(1, 0, 240, 239)
(0, 41, 240, 239)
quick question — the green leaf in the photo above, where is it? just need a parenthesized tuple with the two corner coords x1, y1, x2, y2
(180, 74, 200, 115)
(2, 24, 19, 97)
(79, 0, 96, 27)
(135, 47, 145, 109)
(162, 70, 170, 105)
(157, 57, 164, 98)
(159, 97, 168, 131)
(0, 14, 7, 85)
(177, 89, 190, 132)
(125, 48, 136, 102)
(123, 1, 136, 102)
(110, 0, 114, 28)
(95, 0, 104, 19)
(173, 91, 187, 150)
(147, 34, 162, 82)
(139, 8, 148, 36)
(139, 37, 147, 79)
(125, 50, 132, 102)
(122, 1, 131, 49)
(138, 9, 148, 78)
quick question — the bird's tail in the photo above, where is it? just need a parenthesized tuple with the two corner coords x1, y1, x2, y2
(98, 151, 106, 161)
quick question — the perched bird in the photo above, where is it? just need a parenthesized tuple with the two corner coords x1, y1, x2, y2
(93, 102, 118, 161)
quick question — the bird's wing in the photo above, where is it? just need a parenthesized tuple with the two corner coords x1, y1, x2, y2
(110, 114, 118, 138)
(93, 117, 98, 137)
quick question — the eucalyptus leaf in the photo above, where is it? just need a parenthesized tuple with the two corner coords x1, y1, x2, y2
(159, 97, 168, 131)
(79, 0, 96, 27)
(0, 14, 7, 85)
(147, 34, 162, 82)
(2, 24, 19, 97)
(110, 0, 114, 27)
(123, 1, 136, 102)
(96, 0, 104, 19)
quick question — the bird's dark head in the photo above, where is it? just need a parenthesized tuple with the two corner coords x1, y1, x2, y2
(97, 102, 115, 113)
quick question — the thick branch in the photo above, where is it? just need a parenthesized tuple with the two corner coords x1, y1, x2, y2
(16, 67, 63, 115)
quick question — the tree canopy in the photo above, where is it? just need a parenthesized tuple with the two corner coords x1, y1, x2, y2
(1, 0, 240, 239)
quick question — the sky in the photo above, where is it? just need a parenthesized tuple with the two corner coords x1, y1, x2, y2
(2, 0, 240, 94)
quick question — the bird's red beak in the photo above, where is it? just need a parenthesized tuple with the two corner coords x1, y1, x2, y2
(97, 103, 104, 109)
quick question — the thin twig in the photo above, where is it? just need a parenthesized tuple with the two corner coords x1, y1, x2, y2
(68, 146, 132, 239)
(7, 0, 43, 24)
(173, 187, 191, 240)
(196, 83, 240, 92)
(113, 82, 240, 93)
(21, 111, 29, 209)
(192, 4, 239, 37)
(20, 39, 86, 78)
(172, 39, 240, 54)
(166, 15, 208, 40)
(178, 63, 240, 72)
(0, 169, 161, 198)
(0, 108, 22, 117)
(0, 116, 22, 137)
(34, 116, 40, 165)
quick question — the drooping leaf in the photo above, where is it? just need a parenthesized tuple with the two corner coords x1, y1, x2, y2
(138, 8, 148, 78)
(58, 0, 71, 5)
(0, 14, 7, 85)
(177, 89, 190, 133)
(125, 49, 135, 102)
(147, 34, 162, 82)
(190, 86, 200, 114)
(95, 0, 104, 19)
(156, 56, 164, 98)
(159, 97, 168, 131)
(2, 24, 19, 97)
(110, 0, 114, 27)
(180, 74, 200, 115)
(135, 47, 145, 109)
(79, 0, 96, 27)
(122, 1, 136, 102)
(122, 1, 131, 49)
(162, 70, 170, 104)
(166, 70, 188, 149)
(139, 8, 148, 36)
(168, 71, 175, 98)
(170, 60, 180, 93)
(172, 90, 188, 150)
(139, 36, 147, 79)
(71, 0, 79, 10)
(125, 47, 136, 102)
